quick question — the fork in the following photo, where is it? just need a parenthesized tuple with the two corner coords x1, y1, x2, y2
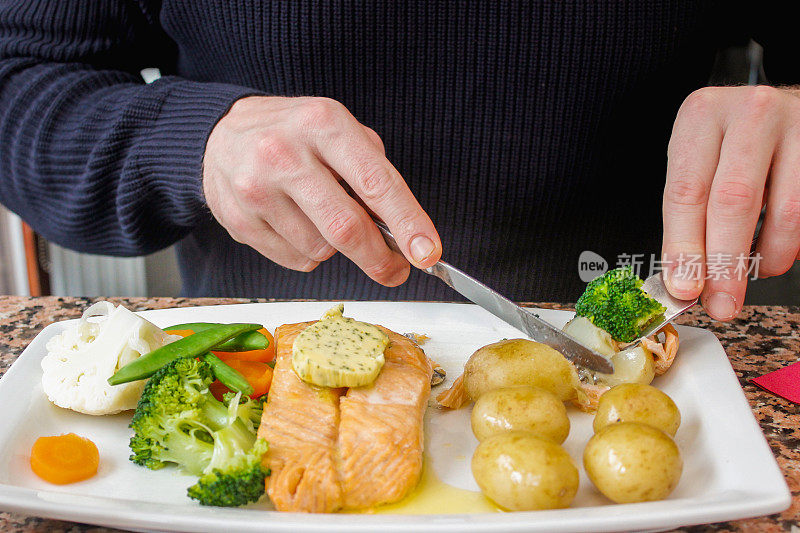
(620, 237, 760, 348)
(617, 272, 697, 348)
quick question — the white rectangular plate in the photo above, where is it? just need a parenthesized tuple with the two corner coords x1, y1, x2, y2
(0, 302, 789, 532)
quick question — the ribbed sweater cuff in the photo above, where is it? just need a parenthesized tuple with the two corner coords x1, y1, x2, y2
(136, 78, 264, 224)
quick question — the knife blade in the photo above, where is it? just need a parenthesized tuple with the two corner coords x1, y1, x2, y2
(373, 220, 614, 373)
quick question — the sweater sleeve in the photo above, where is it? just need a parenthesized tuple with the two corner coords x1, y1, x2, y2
(0, 0, 262, 256)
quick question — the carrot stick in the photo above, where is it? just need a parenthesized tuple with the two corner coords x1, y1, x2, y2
(213, 328, 275, 364)
(169, 327, 273, 397)
(172, 327, 276, 365)
(165, 329, 195, 338)
(210, 360, 273, 400)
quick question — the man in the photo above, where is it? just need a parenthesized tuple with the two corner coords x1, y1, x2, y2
(0, 2, 796, 321)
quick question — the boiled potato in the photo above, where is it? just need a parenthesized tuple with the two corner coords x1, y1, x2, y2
(472, 432, 579, 511)
(463, 339, 581, 402)
(564, 316, 654, 387)
(593, 383, 680, 436)
(562, 316, 618, 358)
(596, 346, 655, 387)
(583, 422, 682, 503)
(471, 386, 570, 443)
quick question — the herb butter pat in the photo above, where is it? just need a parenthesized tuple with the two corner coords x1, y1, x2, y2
(292, 304, 389, 388)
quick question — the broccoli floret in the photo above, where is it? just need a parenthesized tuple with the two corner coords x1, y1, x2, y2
(575, 267, 666, 343)
(223, 391, 265, 433)
(187, 394, 267, 506)
(129, 358, 261, 476)
(187, 438, 270, 507)
(129, 357, 270, 506)
(129, 357, 221, 474)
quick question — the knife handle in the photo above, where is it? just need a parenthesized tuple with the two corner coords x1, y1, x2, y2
(373, 218, 446, 278)
(373, 218, 404, 256)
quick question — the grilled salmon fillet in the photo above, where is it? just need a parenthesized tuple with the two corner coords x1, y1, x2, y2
(258, 322, 432, 512)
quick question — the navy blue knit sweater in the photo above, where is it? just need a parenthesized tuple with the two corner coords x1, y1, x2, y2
(0, 2, 793, 300)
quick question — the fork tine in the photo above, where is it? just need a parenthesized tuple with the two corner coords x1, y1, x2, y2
(630, 237, 758, 347)
(620, 272, 697, 348)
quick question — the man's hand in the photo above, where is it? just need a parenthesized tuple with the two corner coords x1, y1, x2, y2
(663, 86, 800, 320)
(202, 96, 441, 286)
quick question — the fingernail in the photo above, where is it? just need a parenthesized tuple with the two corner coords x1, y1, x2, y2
(410, 235, 435, 263)
(706, 292, 737, 320)
(670, 265, 701, 293)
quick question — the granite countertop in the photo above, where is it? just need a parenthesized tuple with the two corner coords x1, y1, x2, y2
(0, 296, 798, 532)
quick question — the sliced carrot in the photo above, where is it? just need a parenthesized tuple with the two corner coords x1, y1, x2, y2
(30, 433, 99, 485)
(210, 360, 273, 400)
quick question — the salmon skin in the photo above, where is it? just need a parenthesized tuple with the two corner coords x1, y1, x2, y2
(258, 321, 433, 513)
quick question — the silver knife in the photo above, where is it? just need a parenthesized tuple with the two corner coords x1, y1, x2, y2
(374, 220, 614, 373)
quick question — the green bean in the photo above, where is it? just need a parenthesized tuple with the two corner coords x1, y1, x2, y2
(201, 352, 254, 396)
(108, 323, 262, 385)
(164, 322, 269, 352)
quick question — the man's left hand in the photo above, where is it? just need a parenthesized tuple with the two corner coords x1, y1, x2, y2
(662, 85, 800, 320)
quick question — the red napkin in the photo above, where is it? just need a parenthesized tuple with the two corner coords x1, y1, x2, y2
(752, 361, 800, 404)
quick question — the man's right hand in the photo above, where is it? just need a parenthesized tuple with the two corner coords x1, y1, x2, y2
(202, 96, 442, 286)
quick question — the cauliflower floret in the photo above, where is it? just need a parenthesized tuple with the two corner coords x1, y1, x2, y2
(42, 301, 178, 415)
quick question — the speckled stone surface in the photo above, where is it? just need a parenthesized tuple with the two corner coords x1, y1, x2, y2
(0, 296, 797, 532)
